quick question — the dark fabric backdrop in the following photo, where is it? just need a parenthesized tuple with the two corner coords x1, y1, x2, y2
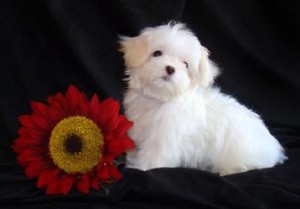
(0, 0, 299, 208)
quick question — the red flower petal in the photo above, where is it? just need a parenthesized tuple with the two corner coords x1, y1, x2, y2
(97, 98, 120, 132)
(31, 115, 51, 131)
(37, 170, 52, 188)
(14, 138, 43, 152)
(106, 135, 135, 158)
(97, 164, 110, 180)
(91, 176, 100, 190)
(47, 108, 64, 124)
(46, 175, 60, 195)
(97, 162, 122, 183)
(19, 115, 37, 130)
(25, 161, 51, 178)
(18, 127, 46, 141)
(17, 149, 43, 164)
(30, 102, 49, 118)
(27, 133, 47, 144)
(47, 93, 68, 115)
(108, 164, 122, 181)
(89, 94, 100, 122)
(114, 115, 133, 137)
(60, 175, 75, 195)
(14, 131, 48, 151)
(80, 92, 88, 102)
(66, 85, 84, 115)
(79, 102, 89, 117)
(76, 174, 90, 194)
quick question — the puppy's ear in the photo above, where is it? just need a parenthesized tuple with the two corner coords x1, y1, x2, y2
(199, 47, 220, 87)
(119, 35, 149, 69)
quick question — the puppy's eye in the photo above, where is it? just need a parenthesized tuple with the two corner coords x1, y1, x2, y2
(183, 62, 189, 69)
(153, 50, 162, 57)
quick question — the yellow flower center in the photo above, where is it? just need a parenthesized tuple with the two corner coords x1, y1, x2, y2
(49, 116, 103, 174)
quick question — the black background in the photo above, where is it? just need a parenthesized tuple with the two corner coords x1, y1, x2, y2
(0, 0, 299, 208)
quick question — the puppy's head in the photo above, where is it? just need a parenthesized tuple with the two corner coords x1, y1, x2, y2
(120, 23, 219, 101)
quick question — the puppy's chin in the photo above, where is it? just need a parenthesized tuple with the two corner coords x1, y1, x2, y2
(141, 76, 191, 102)
(142, 86, 176, 102)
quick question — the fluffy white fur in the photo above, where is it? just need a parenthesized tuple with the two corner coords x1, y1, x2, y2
(120, 23, 287, 175)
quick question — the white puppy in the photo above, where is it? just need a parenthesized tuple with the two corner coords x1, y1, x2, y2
(120, 23, 287, 175)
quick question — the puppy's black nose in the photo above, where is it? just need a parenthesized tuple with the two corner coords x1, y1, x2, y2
(166, 66, 175, 75)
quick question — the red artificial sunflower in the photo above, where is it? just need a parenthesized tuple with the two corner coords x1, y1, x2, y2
(12, 85, 135, 195)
